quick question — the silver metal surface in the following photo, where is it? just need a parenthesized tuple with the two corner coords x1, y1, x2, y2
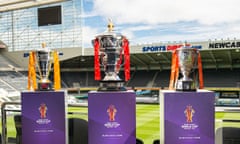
(175, 47, 198, 90)
(35, 48, 53, 83)
(96, 34, 124, 81)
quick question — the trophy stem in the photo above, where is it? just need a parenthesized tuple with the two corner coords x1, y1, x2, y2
(182, 71, 190, 81)
(176, 72, 196, 91)
(38, 78, 52, 91)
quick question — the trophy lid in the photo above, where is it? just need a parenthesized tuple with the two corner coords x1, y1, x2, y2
(94, 19, 126, 40)
(37, 42, 51, 52)
(176, 42, 197, 51)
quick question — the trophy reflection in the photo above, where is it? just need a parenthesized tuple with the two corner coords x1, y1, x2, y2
(93, 20, 130, 91)
(27, 43, 61, 91)
(169, 44, 204, 91)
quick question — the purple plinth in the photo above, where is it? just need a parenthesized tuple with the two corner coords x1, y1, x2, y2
(160, 90, 215, 144)
(88, 91, 136, 144)
(21, 91, 67, 144)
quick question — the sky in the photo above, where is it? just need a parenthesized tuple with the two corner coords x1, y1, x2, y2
(81, 0, 240, 47)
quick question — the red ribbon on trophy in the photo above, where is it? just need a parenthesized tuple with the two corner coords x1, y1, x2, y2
(123, 38, 130, 81)
(94, 39, 101, 80)
(169, 50, 178, 90)
(198, 52, 204, 89)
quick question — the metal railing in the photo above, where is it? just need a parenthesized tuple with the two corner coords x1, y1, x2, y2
(1, 102, 21, 144)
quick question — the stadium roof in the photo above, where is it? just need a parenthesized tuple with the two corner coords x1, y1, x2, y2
(60, 47, 240, 71)
(0, 0, 67, 12)
(58, 40, 240, 71)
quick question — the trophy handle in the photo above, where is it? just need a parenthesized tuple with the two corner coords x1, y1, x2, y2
(53, 51, 61, 90)
(123, 38, 130, 81)
(197, 52, 204, 89)
(27, 52, 37, 90)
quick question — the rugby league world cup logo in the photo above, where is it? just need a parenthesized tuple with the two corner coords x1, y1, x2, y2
(107, 104, 117, 121)
(39, 103, 48, 119)
(184, 105, 195, 123)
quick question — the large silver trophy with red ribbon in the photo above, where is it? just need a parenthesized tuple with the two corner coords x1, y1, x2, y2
(93, 20, 130, 91)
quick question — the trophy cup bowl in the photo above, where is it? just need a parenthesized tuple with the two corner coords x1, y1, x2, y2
(175, 48, 198, 91)
(97, 33, 125, 91)
(35, 48, 53, 90)
(100, 35, 122, 80)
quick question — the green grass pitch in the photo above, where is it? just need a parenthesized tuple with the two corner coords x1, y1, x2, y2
(1, 104, 240, 144)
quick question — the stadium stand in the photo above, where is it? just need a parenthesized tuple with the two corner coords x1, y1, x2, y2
(127, 70, 156, 87)
(0, 71, 28, 92)
(0, 68, 239, 92)
(0, 52, 19, 68)
(61, 71, 99, 87)
(203, 69, 240, 87)
(0, 71, 27, 92)
(61, 68, 240, 90)
(61, 72, 87, 87)
(0, 50, 27, 95)
(150, 70, 170, 88)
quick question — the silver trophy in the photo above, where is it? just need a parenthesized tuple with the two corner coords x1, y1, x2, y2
(35, 45, 54, 90)
(100, 36, 122, 79)
(175, 46, 198, 91)
(93, 20, 129, 91)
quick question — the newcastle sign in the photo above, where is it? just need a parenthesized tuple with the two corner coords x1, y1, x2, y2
(209, 41, 240, 49)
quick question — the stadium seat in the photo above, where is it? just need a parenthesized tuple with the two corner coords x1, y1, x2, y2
(153, 139, 160, 144)
(68, 118, 88, 144)
(215, 127, 240, 144)
(136, 138, 144, 144)
(13, 115, 22, 144)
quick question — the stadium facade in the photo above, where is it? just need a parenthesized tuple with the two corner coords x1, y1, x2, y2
(0, 2, 239, 144)
(1, 39, 240, 68)
(0, 0, 239, 90)
(0, 0, 83, 51)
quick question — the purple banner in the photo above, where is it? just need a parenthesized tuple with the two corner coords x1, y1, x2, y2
(88, 91, 136, 144)
(21, 91, 67, 144)
(160, 90, 215, 144)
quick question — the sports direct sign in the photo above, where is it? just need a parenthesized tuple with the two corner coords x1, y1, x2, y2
(142, 44, 202, 52)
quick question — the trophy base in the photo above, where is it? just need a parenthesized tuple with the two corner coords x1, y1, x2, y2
(38, 82, 53, 91)
(98, 80, 126, 91)
(175, 80, 196, 91)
